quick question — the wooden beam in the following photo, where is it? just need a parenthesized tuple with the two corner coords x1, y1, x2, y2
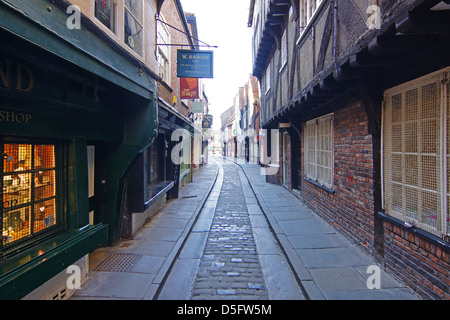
(368, 34, 440, 55)
(396, 10, 450, 34)
(349, 50, 404, 68)
(316, 4, 333, 72)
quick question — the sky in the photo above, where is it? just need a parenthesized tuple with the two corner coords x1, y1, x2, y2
(179, 0, 254, 130)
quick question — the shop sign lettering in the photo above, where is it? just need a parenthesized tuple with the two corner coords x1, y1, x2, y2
(0, 57, 35, 93)
(0, 110, 32, 124)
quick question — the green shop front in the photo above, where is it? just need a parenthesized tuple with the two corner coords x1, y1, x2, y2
(0, 0, 157, 299)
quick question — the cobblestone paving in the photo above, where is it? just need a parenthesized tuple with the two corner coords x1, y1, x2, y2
(191, 164, 268, 300)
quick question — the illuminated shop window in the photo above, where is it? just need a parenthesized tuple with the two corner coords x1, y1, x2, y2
(1, 138, 67, 257)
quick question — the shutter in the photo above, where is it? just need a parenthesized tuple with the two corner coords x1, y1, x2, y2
(383, 68, 450, 237)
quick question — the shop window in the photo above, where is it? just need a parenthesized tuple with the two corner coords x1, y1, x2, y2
(1, 138, 67, 257)
(124, 0, 143, 56)
(305, 114, 333, 189)
(147, 137, 162, 186)
(95, 0, 117, 33)
(383, 67, 450, 238)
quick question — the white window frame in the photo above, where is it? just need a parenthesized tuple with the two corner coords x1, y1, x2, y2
(157, 15, 171, 84)
(305, 113, 334, 189)
(94, 0, 118, 34)
(280, 29, 288, 72)
(124, 0, 144, 56)
(90, 0, 145, 59)
(298, 0, 323, 30)
(297, 0, 325, 45)
(265, 62, 271, 94)
(382, 67, 450, 238)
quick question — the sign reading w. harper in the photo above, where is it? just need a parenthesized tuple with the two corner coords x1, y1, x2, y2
(177, 50, 213, 79)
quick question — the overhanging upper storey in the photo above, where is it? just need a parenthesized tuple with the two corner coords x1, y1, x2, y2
(250, 0, 292, 79)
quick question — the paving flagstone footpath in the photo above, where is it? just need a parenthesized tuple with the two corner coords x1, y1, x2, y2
(72, 156, 421, 300)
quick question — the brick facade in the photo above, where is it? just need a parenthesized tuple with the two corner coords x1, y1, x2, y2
(383, 220, 450, 300)
(300, 100, 376, 254)
(294, 98, 449, 300)
(252, 0, 450, 301)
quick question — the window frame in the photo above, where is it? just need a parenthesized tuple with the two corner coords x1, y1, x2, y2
(265, 62, 271, 94)
(1, 137, 68, 258)
(280, 28, 288, 72)
(304, 113, 334, 189)
(94, 0, 118, 34)
(297, 0, 324, 38)
(124, 0, 144, 56)
(382, 67, 450, 238)
(156, 15, 171, 84)
(90, 0, 145, 59)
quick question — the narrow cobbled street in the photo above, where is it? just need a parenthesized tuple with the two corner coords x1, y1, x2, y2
(72, 158, 419, 301)
(155, 158, 304, 300)
(190, 164, 268, 299)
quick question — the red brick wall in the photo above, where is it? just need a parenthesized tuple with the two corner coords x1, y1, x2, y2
(300, 100, 376, 254)
(297, 98, 449, 300)
(383, 221, 450, 300)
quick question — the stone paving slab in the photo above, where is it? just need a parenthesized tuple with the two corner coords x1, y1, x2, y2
(72, 162, 219, 300)
(74, 156, 421, 300)
(232, 158, 421, 300)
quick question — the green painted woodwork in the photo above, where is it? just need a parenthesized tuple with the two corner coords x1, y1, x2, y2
(0, 224, 108, 300)
(0, 0, 159, 298)
(0, 0, 155, 99)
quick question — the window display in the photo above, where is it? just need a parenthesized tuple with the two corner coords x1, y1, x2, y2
(1, 139, 65, 254)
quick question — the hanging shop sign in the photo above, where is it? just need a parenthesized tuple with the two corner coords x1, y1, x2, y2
(202, 114, 213, 129)
(279, 123, 290, 128)
(192, 101, 203, 113)
(177, 50, 213, 79)
(180, 78, 199, 99)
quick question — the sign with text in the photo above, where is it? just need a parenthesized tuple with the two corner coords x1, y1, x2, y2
(177, 50, 213, 79)
(180, 78, 199, 99)
(202, 114, 213, 129)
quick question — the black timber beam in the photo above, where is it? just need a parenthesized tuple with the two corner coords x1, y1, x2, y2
(349, 49, 404, 68)
(396, 9, 450, 35)
(368, 33, 441, 55)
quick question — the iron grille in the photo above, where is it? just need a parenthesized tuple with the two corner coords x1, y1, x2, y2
(383, 68, 450, 238)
